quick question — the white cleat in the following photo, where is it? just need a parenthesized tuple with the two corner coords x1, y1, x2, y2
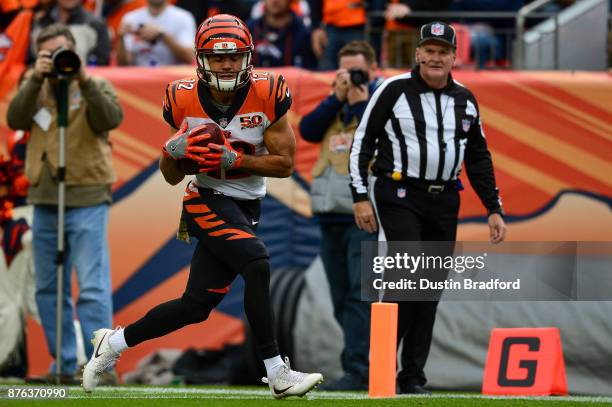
(81, 328, 122, 393)
(262, 357, 324, 399)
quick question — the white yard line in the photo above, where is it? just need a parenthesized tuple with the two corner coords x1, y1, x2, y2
(57, 386, 612, 403)
(3, 385, 612, 403)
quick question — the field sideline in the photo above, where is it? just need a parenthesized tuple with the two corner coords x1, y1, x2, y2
(2, 385, 612, 406)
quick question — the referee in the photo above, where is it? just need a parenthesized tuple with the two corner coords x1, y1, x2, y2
(348, 22, 506, 394)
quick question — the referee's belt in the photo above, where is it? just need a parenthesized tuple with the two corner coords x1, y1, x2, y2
(379, 173, 456, 194)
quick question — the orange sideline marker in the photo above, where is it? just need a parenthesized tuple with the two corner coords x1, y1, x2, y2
(483, 327, 568, 396)
(369, 302, 398, 398)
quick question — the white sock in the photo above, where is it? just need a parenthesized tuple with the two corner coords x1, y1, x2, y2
(263, 355, 285, 378)
(108, 328, 128, 353)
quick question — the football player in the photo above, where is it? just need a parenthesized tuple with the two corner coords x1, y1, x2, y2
(82, 14, 323, 398)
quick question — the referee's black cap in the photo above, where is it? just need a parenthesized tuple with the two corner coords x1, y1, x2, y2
(418, 21, 457, 49)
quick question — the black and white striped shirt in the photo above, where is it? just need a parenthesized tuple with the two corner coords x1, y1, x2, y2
(349, 66, 502, 214)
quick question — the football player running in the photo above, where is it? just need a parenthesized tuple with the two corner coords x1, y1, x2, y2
(82, 14, 323, 399)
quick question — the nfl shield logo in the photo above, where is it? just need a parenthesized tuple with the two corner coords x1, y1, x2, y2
(219, 117, 228, 128)
(397, 188, 406, 198)
(431, 23, 444, 36)
(462, 118, 471, 132)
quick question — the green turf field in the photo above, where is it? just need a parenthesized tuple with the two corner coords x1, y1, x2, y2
(2, 386, 612, 406)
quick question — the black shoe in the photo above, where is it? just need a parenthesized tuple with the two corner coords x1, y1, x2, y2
(398, 383, 432, 395)
(319, 374, 368, 391)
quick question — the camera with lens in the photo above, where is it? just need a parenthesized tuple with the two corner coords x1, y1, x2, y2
(47, 47, 81, 78)
(349, 69, 368, 86)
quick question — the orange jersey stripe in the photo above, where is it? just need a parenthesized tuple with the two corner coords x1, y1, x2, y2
(207, 286, 231, 294)
(184, 204, 211, 214)
(194, 216, 225, 230)
(208, 228, 254, 240)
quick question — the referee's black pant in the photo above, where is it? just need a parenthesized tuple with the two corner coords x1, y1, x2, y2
(373, 176, 459, 388)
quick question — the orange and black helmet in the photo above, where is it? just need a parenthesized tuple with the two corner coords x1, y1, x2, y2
(195, 14, 254, 92)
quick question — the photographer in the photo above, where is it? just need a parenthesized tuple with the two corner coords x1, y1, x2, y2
(6, 24, 122, 383)
(299, 41, 381, 391)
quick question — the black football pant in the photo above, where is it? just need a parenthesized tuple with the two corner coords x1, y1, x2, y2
(124, 183, 279, 359)
(373, 176, 459, 387)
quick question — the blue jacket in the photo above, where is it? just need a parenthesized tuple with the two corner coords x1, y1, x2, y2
(300, 78, 382, 143)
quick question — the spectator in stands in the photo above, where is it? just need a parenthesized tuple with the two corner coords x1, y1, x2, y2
(116, 0, 196, 66)
(29, 0, 111, 66)
(386, 0, 453, 23)
(299, 41, 381, 391)
(449, 0, 523, 68)
(251, 0, 311, 26)
(309, 0, 368, 70)
(247, 0, 316, 68)
(33, 0, 56, 23)
(0, 0, 38, 29)
(0, 1, 39, 88)
(99, 0, 147, 49)
(383, 0, 451, 68)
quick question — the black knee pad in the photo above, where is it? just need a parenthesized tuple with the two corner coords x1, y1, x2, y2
(180, 291, 224, 324)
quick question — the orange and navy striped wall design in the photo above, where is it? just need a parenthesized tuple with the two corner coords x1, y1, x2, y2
(1, 67, 611, 376)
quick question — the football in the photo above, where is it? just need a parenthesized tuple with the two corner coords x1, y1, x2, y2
(178, 122, 226, 175)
